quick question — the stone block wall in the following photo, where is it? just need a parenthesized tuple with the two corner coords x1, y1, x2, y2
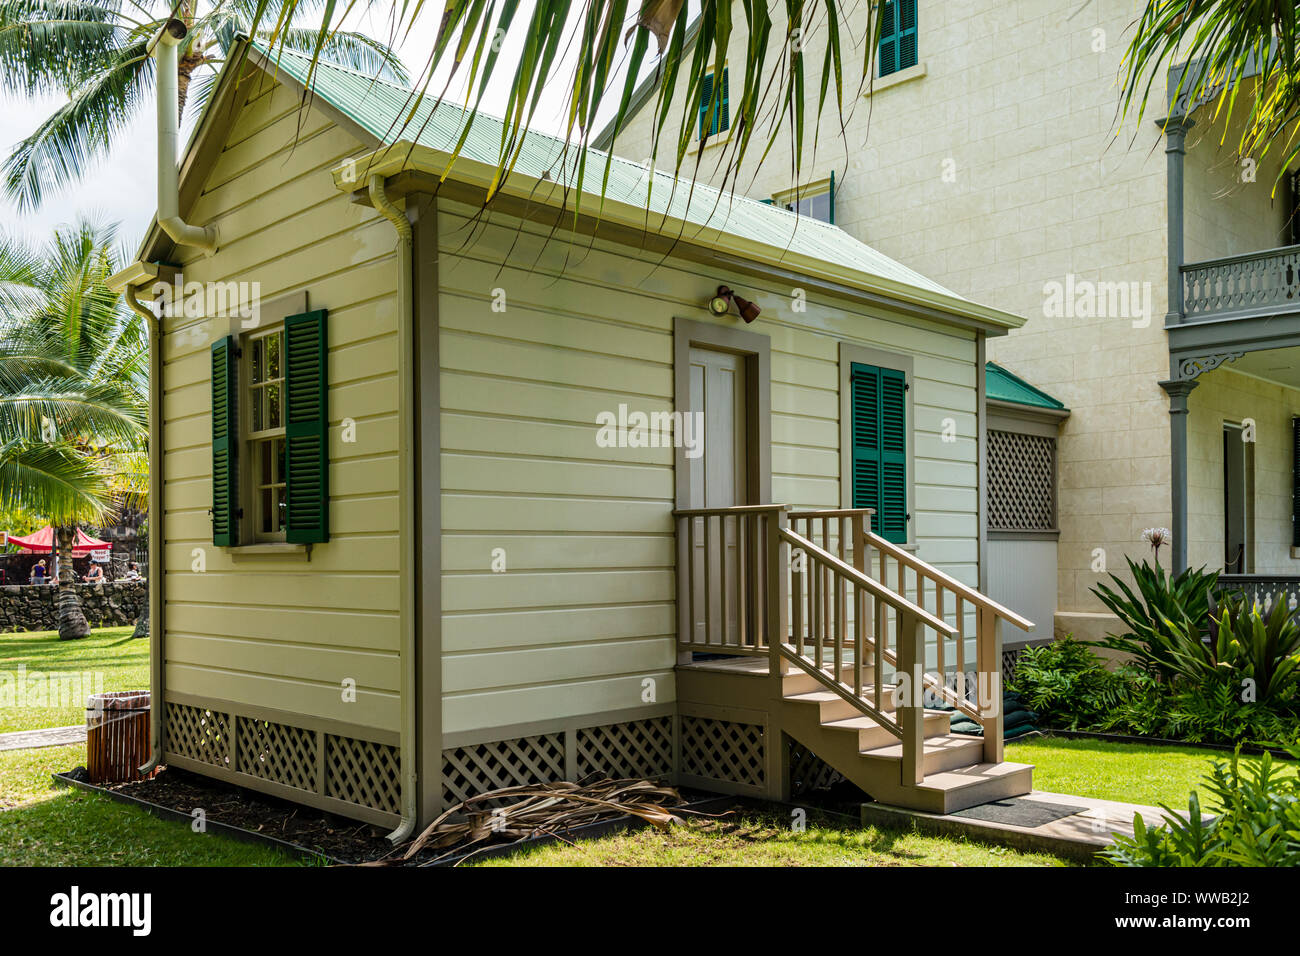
(0, 582, 147, 632)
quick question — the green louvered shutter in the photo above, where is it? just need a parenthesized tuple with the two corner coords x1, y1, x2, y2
(851, 362, 908, 544)
(719, 67, 730, 133)
(211, 336, 240, 546)
(698, 72, 714, 139)
(898, 0, 918, 71)
(285, 309, 329, 544)
(878, 1, 899, 76)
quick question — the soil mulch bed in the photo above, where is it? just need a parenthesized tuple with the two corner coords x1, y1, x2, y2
(98, 766, 406, 864)
(88, 764, 731, 866)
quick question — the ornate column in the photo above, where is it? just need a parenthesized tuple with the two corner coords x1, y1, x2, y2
(1158, 378, 1198, 574)
(1160, 115, 1194, 324)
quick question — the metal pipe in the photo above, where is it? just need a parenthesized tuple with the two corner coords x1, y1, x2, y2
(123, 284, 167, 775)
(152, 19, 217, 254)
(368, 174, 417, 844)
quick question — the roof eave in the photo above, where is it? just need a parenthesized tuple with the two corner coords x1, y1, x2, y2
(333, 142, 1027, 334)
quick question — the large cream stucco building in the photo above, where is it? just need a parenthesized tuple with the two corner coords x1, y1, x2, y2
(601, 0, 1300, 638)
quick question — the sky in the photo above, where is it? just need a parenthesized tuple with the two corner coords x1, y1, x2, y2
(0, 4, 666, 249)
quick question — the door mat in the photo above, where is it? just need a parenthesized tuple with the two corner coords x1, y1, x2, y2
(950, 797, 1089, 829)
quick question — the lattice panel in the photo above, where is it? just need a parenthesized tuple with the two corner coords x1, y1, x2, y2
(441, 732, 566, 806)
(788, 739, 845, 797)
(679, 716, 765, 788)
(238, 718, 317, 791)
(165, 702, 231, 767)
(326, 735, 401, 815)
(575, 717, 673, 781)
(987, 429, 1055, 531)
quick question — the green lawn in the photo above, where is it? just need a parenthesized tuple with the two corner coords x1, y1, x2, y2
(473, 809, 1068, 867)
(1007, 736, 1215, 809)
(0, 625, 148, 733)
(0, 745, 304, 866)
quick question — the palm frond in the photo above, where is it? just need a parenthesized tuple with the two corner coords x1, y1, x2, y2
(1, 40, 151, 211)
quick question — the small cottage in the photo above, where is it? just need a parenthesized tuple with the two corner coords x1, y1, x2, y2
(111, 26, 1033, 840)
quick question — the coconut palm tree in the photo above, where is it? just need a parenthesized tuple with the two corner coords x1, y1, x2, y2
(0, 0, 408, 211)
(1120, 2, 1300, 189)
(0, 219, 147, 639)
(132, 0, 889, 218)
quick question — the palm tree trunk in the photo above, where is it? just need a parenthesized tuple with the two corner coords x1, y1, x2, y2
(55, 526, 90, 640)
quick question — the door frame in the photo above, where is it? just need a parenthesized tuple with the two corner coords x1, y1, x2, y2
(673, 317, 771, 509)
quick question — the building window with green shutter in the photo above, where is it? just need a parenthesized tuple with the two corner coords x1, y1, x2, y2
(698, 68, 730, 140)
(878, 0, 918, 78)
(839, 344, 912, 545)
(210, 305, 330, 548)
(246, 326, 288, 540)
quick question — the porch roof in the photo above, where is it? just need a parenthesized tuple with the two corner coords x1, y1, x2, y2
(985, 362, 1067, 411)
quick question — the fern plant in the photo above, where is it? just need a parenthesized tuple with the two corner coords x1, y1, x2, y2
(1104, 747, 1300, 867)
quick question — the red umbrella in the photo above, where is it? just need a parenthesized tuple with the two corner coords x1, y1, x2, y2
(7, 525, 112, 557)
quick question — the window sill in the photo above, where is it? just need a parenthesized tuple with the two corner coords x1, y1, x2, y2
(862, 63, 926, 98)
(228, 542, 311, 558)
(697, 130, 734, 153)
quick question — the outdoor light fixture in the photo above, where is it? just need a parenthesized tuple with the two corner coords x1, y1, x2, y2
(707, 285, 762, 323)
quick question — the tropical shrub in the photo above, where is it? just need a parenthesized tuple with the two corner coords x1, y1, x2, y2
(1104, 747, 1300, 867)
(1090, 558, 1220, 681)
(1007, 638, 1130, 731)
(1202, 592, 1300, 705)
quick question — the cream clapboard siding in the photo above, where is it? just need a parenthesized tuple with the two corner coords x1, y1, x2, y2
(436, 198, 980, 735)
(160, 74, 404, 733)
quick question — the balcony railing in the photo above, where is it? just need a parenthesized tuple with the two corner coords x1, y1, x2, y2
(1181, 245, 1300, 321)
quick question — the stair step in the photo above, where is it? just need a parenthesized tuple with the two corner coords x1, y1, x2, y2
(860, 733, 985, 775)
(782, 662, 876, 696)
(913, 762, 1035, 813)
(822, 711, 950, 749)
(782, 690, 885, 723)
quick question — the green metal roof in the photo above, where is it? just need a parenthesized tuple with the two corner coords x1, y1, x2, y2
(245, 42, 1023, 327)
(985, 362, 1067, 411)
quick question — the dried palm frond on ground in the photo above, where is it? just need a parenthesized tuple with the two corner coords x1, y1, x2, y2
(382, 777, 685, 865)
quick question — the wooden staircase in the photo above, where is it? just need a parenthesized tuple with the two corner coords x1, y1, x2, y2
(672, 505, 1036, 813)
(778, 661, 1033, 812)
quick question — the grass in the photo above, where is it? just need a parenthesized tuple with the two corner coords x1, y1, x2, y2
(0, 744, 304, 866)
(1007, 736, 1217, 809)
(473, 808, 1070, 866)
(0, 625, 148, 733)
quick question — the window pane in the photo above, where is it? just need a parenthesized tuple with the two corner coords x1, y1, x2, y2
(267, 332, 281, 379)
(275, 438, 286, 484)
(267, 383, 282, 429)
(260, 486, 273, 533)
(276, 486, 287, 532)
(259, 438, 272, 484)
(251, 338, 265, 385)
(252, 386, 264, 432)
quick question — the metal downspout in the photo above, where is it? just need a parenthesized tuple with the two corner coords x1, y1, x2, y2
(152, 19, 217, 254)
(124, 284, 166, 774)
(369, 175, 418, 844)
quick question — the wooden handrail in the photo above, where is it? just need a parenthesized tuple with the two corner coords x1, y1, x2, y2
(787, 508, 876, 519)
(862, 529, 1034, 632)
(673, 504, 791, 517)
(780, 527, 955, 637)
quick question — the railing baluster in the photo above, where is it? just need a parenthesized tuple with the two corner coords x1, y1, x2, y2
(720, 514, 731, 648)
(703, 514, 713, 647)
(737, 513, 748, 647)
(687, 515, 697, 648)
(854, 585, 864, 699)
(834, 566, 844, 684)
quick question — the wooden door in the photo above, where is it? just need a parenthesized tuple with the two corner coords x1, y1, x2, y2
(688, 348, 748, 647)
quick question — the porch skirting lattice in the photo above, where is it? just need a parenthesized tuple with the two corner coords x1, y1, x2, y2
(164, 698, 401, 827)
(440, 716, 674, 807)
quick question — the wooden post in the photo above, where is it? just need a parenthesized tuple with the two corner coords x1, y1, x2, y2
(765, 507, 791, 801)
(978, 605, 1003, 764)
(898, 610, 925, 785)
